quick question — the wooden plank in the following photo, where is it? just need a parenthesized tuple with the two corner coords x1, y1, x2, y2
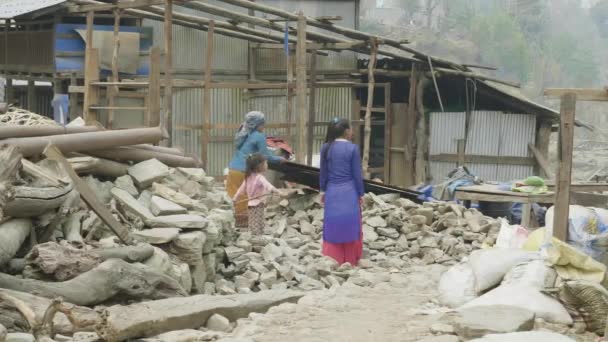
(547, 183, 608, 192)
(201, 20, 214, 169)
(429, 154, 535, 166)
(163, 0, 174, 146)
(383, 83, 391, 183)
(359, 107, 385, 113)
(83, 48, 100, 124)
(295, 13, 307, 163)
(43, 145, 132, 245)
(528, 143, 554, 179)
(108, 9, 121, 129)
(544, 88, 608, 101)
(362, 39, 378, 179)
(90, 106, 147, 110)
(553, 93, 577, 241)
(306, 50, 317, 166)
(148, 47, 161, 127)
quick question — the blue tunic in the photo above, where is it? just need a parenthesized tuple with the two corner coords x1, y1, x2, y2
(228, 131, 283, 172)
(320, 141, 365, 243)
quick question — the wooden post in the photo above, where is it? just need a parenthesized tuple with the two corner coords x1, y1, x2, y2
(69, 74, 78, 121)
(351, 88, 361, 147)
(362, 38, 378, 179)
(535, 120, 552, 179)
(108, 9, 121, 129)
(163, 0, 174, 146)
(415, 76, 430, 184)
(27, 80, 35, 112)
(383, 83, 391, 183)
(201, 21, 215, 169)
(295, 13, 307, 163)
(3, 20, 8, 85)
(306, 51, 317, 166)
(404, 63, 418, 186)
(84, 49, 100, 124)
(457, 139, 466, 167)
(86, 11, 94, 49)
(286, 50, 294, 144)
(552, 93, 576, 242)
(148, 47, 161, 127)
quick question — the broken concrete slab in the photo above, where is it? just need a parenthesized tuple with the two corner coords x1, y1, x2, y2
(5, 333, 34, 342)
(111, 188, 154, 221)
(150, 196, 187, 216)
(128, 159, 169, 189)
(115, 175, 139, 197)
(133, 228, 180, 244)
(451, 305, 535, 340)
(419, 336, 459, 342)
(147, 214, 207, 229)
(469, 331, 576, 342)
(170, 231, 206, 265)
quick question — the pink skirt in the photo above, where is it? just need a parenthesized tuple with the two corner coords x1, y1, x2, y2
(322, 231, 363, 266)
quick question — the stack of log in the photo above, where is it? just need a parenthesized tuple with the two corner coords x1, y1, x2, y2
(0, 114, 305, 342)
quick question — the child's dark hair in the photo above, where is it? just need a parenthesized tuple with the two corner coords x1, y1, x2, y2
(323, 117, 350, 162)
(245, 153, 267, 178)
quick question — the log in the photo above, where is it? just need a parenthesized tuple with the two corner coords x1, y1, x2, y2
(4, 186, 73, 218)
(362, 40, 378, 179)
(93, 244, 155, 263)
(0, 259, 187, 306)
(96, 290, 304, 341)
(69, 156, 129, 178)
(0, 289, 98, 336)
(86, 147, 202, 168)
(0, 125, 101, 140)
(0, 145, 22, 220)
(25, 242, 101, 281)
(2, 127, 167, 158)
(0, 219, 32, 267)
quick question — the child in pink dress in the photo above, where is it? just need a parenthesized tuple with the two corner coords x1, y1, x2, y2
(233, 153, 282, 234)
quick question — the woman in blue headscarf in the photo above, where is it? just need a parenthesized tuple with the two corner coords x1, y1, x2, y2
(227, 111, 285, 228)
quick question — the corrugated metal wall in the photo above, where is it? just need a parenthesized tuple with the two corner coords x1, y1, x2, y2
(429, 111, 536, 183)
(142, 0, 357, 176)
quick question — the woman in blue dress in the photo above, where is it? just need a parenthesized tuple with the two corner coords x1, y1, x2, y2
(320, 118, 365, 265)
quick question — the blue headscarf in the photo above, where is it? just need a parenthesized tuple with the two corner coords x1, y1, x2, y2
(234, 111, 266, 148)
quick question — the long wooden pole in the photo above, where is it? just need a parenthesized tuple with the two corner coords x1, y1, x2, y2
(306, 50, 317, 166)
(108, 9, 121, 129)
(404, 63, 417, 186)
(148, 47, 161, 127)
(295, 13, 307, 163)
(163, 0, 174, 146)
(362, 39, 378, 179)
(552, 93, 576, 242)
(83, 11, 96, 124)
(201, 20, 214, 169)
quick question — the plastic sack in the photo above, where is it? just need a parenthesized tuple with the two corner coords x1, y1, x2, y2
(462, 283, 573, 325)
(495, 219, 529, 249)
(438, 262, 476, 308)
(502, 259, 557, 290)
(523, 228, 607, 284)
(468, 248, 538, 294)
(470, 331, 575, 342)
(545, 205, 608, 262)
(559, 280, 608, 336)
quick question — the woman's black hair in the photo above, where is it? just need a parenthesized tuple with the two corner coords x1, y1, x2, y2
(322, 117, 350, 163)
(245, 153, 267, 179)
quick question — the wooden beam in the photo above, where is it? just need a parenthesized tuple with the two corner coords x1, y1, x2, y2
(528, 143, 554, 179)
(254, 41, 367, 51)
(553, 93, 577, 242)
(83, 49, 100, 124)
(306, 50, 317, 166)
(201, 21, 214, 169)
(383, 82, 391, 183)
(148, 47, 161, 127)
(68, 0, 167, 13)
(362, 39, 378, 179)
(457, 140, 466, 167)
(295, 13, 307, 163)
(163, 0, 173, 146)
(404, 63, 417, 187)
(544, 88, 608, 101)
(429, 154, 535, 166)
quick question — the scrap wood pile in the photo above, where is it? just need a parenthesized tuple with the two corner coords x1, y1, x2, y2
(0, 109, 521, 341)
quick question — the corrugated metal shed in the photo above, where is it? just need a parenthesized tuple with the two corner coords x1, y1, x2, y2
(0, 0, 66, 19)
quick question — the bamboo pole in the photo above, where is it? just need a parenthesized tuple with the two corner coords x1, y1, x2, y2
(201, 21, 214, 169)
(306, 50, 317, 166)
(362, 39, 378, 179)
(163, 0, 174, 146)
(108, 9, 121, 129)
(295, 13, 307, 163)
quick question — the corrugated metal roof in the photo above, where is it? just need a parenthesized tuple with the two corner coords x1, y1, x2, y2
(0, 0, 67, 19)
